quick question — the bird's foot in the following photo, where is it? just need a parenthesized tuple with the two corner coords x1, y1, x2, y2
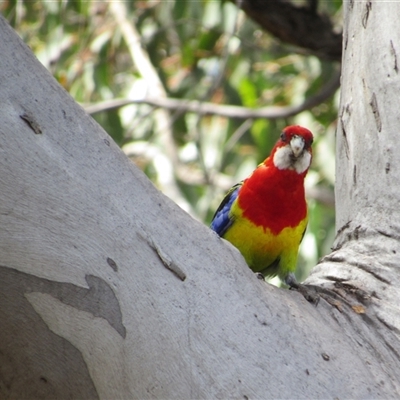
(285, 273, 320, 305)
(290, 283, 320, 305)
(255, 272, 265, 280)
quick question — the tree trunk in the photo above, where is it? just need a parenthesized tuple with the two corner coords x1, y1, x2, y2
(1, 2, 400, 398)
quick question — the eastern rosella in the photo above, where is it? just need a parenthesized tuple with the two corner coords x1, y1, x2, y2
(211, 125, 313, 291)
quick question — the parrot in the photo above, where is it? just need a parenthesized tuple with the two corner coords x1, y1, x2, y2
(210, 125, 314, 296)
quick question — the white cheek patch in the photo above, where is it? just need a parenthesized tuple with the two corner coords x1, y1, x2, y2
(273, 146, 292, 170)
(295, 150, 311, 173)
(273, 145, 311, 174)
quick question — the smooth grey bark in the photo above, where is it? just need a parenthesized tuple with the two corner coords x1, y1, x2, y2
(1, 2, 400, 399)
(307, 0, 400, 393)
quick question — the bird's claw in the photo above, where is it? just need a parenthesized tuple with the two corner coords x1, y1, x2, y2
(294, 284, 320, 306)
(290, 283, 320, 305)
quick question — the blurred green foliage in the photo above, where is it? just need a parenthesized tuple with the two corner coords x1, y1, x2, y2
(2, 0, 341, 283)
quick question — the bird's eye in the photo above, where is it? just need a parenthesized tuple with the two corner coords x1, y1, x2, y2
(280, 132, 287, 141)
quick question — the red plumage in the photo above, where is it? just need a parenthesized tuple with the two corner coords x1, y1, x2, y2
(238, 167, 307, 235)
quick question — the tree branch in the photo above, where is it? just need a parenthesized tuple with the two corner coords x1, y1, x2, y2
(108, 2, 193, 213)
(84, 68, 340, 120)
(232, 0, 342, 61)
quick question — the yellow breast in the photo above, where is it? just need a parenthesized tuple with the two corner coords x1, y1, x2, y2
(223, 202, 307, 279)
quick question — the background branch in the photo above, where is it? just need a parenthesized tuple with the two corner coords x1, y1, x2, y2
(84, 68, 340, 120)
(232, 0, 342, 61)
(109, 2, 193, 213)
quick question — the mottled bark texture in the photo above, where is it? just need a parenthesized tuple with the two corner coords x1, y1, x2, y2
(1, 2, 400, 398)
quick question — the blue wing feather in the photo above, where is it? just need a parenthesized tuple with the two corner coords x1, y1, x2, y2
(210, 183, 242, 237)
